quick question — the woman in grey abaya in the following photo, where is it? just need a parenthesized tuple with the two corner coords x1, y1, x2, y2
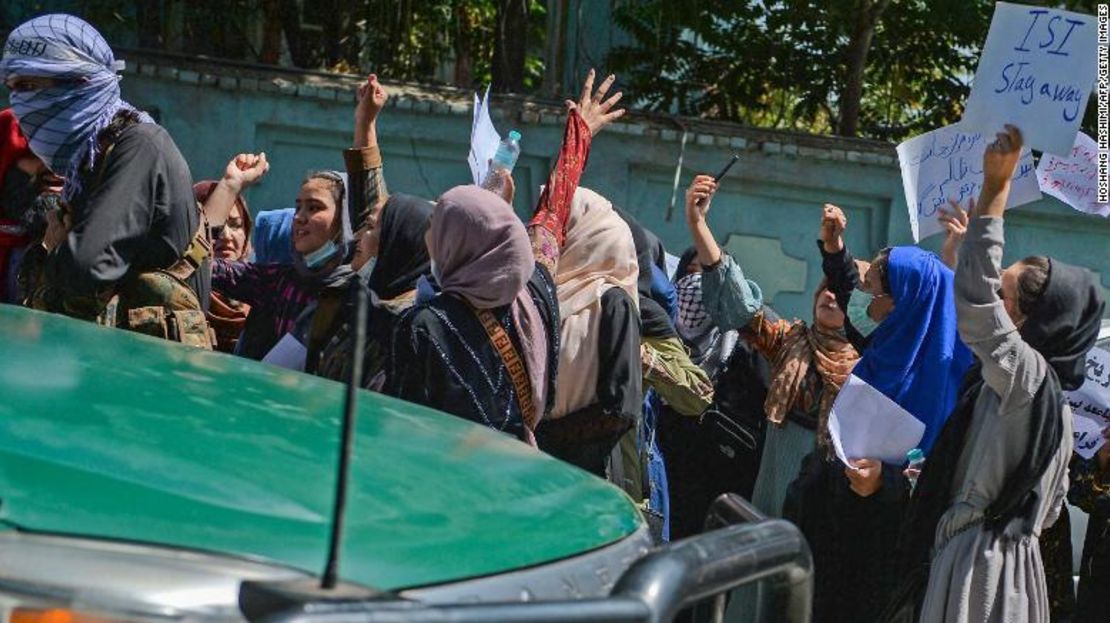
(900, 125, 1105, 623)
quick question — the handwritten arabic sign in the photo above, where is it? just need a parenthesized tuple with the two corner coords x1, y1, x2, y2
(962, 2, 1097, 155)
(1037, 131, 1110, 217)
(1067, 347, 1110, 459)
(897, 123, 1041, 242)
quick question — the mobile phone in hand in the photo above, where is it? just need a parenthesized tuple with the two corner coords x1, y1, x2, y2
(713, 154, 740, 182)
(696, 154, 740, 208)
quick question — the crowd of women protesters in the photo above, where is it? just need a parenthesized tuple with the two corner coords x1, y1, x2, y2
(1, 14, 1109, 623)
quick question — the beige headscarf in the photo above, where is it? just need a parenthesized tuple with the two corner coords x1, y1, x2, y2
(552, 187, 640, 419)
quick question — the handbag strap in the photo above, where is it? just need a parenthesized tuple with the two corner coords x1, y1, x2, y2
(467, 302, 538, 432)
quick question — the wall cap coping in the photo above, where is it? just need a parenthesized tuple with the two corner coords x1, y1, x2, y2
(118, 49, 899, 165)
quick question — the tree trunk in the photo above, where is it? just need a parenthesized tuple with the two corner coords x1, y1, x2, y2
(320, 0, 345, 68)
(492, 0, 528, 93)
(135, 2, 163, 49)
(453, 2, 475, 87)
(542, 0, 568, 98)
(280, 0, 312, 68)
(837, 0, 891, 137)
(259, 0, 284, 64)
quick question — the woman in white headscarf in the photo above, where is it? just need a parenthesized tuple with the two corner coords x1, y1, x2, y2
(534, 186, 642, 475)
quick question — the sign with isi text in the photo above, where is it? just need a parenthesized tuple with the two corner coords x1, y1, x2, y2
(962, 2, 1097, 155)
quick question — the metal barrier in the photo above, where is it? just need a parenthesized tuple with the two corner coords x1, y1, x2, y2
(250, 494, 812, 623)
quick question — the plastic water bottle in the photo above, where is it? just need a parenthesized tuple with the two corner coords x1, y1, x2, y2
(906, 448, 926, 491)
(482, 130, 521, 197)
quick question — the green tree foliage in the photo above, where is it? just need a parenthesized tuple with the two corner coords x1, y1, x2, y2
(608, 0, 1098, 141)
(0, 0, 547, 92)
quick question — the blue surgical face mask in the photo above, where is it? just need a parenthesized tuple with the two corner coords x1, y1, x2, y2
(303, 239, 339, 269)
(355, 256, 376, 280)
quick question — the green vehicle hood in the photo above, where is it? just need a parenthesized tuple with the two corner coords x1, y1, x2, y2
(0, 306, 641, 590)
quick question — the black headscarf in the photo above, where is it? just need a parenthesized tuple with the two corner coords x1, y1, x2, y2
(884, 258, 1104, 621)
(675, 246, 699, 283)
(368, 193, 434, 301)
(614, 206, 675, 339)
(614, 206, 666, 297)
(992, 259, 1104, 528)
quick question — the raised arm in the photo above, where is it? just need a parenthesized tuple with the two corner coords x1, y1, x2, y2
(685, 174, 764, 331)
(955, 125, 1044, 400)
(818, 204, 868, 351)
(345, 74, 389, 234)
(528, 69, 625, 275)
(201, 153, 269, 228)
(938, 198, 969, 270)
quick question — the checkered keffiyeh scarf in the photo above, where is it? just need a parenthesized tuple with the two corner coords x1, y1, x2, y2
(0, 14, 152, 201)
(675, 272, 712, 342)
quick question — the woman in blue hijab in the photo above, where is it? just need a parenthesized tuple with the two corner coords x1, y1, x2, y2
(783, 204, 973, 623)
(853, 245, 974, 452)
(819, 204, 974, 454)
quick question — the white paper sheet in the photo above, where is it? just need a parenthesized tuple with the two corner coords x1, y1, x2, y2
(897, 123, 1041, 242)
(468, 85, 501, 185)
(1037, 131, 1110, 217)
(664, 252, 680, 281)
(828, 374, 926, 468)
(262, 333, 307, 371)
(1066, 347, 1110, 459)
(961, 2, 1097, 155)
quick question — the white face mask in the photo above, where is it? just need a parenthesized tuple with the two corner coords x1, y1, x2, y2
(429, 259, 441, 284)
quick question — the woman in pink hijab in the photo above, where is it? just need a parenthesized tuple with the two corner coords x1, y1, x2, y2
(386, 70, 625, 443)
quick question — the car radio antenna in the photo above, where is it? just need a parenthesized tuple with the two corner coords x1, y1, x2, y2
(321, 279, 369, 589)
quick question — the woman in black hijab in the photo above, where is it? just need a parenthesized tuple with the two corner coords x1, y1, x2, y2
(659, 247, 772, 540)
(366, 193, 435, 303)
(887, 125, 1105, 623)
(615, 206, 675, 337)
(312, 193, 433, 388)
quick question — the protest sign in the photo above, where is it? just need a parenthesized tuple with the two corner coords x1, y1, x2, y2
(828, 374, 925, 467)
(962, 2, 1097, 155)
(897, 123, 1041, 242)
(1037, 131, 1110, 217)
(1067, 347, 1110, 459)
(468, 85, 500, 186)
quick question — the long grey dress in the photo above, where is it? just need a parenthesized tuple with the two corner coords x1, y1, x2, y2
(919, 216, 1073, 623)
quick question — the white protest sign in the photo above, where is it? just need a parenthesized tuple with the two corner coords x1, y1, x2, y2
(1067, 347, 1110, 459)
(897, 123, 1041, 242)
(1037, 131, 1110, 217)
(962, 2, 1097, 155)
(468, 85, 501, 185)
(262, 333, 307, 371)
(828, 374, 926, 467)
(1073, 410, 1106, 459)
